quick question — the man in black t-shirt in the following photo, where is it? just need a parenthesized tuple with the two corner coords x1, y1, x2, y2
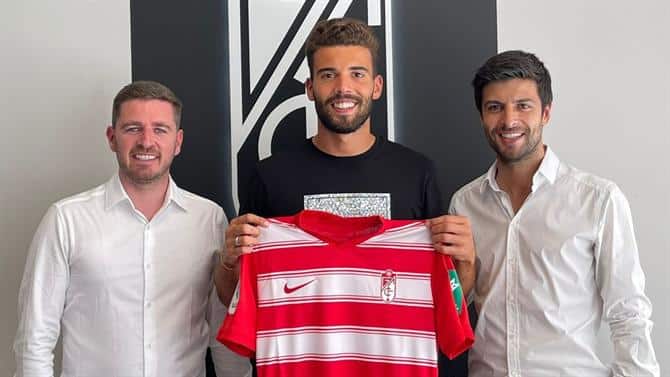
(214, 18, 476, 377)
(240, 136, 443, 220)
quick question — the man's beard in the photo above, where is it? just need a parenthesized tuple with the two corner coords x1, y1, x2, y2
(314, 93, 373, 134)
(122, 165, 169, 185)
(487, 125, 543, 164)
(118, 147, 171, 185)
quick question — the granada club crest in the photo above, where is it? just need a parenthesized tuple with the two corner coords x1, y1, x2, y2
(380, 269, 396, 302)
(227, 0, 395, 211)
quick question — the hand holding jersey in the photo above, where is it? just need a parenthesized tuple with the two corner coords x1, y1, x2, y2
(215, 213, 268, 306)
(225, 213, 268, 256)
(427, 215, 476, 296)
(222, 213, 477, 294)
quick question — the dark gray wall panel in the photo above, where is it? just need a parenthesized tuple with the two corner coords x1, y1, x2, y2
(392, 1, 496, 200)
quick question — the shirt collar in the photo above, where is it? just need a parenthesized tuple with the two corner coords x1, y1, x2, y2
(480, 160, 501, 194)
(104, 173, 188, 212)
(532, 146, 560, 188)
(480, 145, 561, 194)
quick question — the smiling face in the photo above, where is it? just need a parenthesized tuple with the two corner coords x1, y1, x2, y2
(305, 45, 383, 135)
(106, 99, 183, 187)
(480, 78, 551, 165)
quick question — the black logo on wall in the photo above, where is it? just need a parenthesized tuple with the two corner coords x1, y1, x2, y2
(227, 0, 394, 211)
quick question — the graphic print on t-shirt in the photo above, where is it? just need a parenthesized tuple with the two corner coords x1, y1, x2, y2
(304, 193, 391, 218)
(218, 210, 473, 377)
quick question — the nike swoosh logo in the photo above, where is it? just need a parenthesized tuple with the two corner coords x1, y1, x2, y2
(283, 279, 316, 294)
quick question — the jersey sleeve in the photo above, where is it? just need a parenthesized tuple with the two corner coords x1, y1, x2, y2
(432, 253, 474, 359)
(216, 254, 257, 357)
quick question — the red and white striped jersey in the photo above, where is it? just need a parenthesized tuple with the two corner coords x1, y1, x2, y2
(217, 210, 473, 377)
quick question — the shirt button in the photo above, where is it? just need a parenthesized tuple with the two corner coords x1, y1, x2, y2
(145, 264, 151, 270)
(146, 343, 152, 349)
(146, 301, 152, 308)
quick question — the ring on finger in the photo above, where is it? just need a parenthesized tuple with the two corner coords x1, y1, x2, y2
(234, 235, 241, 247)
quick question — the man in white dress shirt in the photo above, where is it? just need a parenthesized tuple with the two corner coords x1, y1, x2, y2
(13, 81, 249, 377)
(450, 50, 659, 376)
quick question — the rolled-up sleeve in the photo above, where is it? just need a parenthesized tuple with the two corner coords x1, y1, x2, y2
(594, 186, 659, 377)
(14, 205, 69, 377)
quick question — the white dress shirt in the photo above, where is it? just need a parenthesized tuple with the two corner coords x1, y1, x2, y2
(14, 174, 250, 377)
(450, 147, 659, 377)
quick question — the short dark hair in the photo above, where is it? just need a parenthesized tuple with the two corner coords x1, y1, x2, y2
(305, 17, 380, 76)
(112, 81, 183, 128)
(472, 50, 552, 114)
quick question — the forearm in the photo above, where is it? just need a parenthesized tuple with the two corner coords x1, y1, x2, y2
(454, 259, 475, 297)
(216, 213, 267, 307)
(214, 261, 240, 307)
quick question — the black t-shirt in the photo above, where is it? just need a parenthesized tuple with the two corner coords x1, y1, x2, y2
(240, 137, 444, 219)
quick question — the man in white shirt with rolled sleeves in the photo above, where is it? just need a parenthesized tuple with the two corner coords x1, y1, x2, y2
(451, 50, 659, 376)
(13, 81, 249, 377)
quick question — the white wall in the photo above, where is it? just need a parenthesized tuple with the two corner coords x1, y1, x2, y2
(497, 0, 669, 370)
(0, 0, 130, 371)
(2, 0, 667, 373)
